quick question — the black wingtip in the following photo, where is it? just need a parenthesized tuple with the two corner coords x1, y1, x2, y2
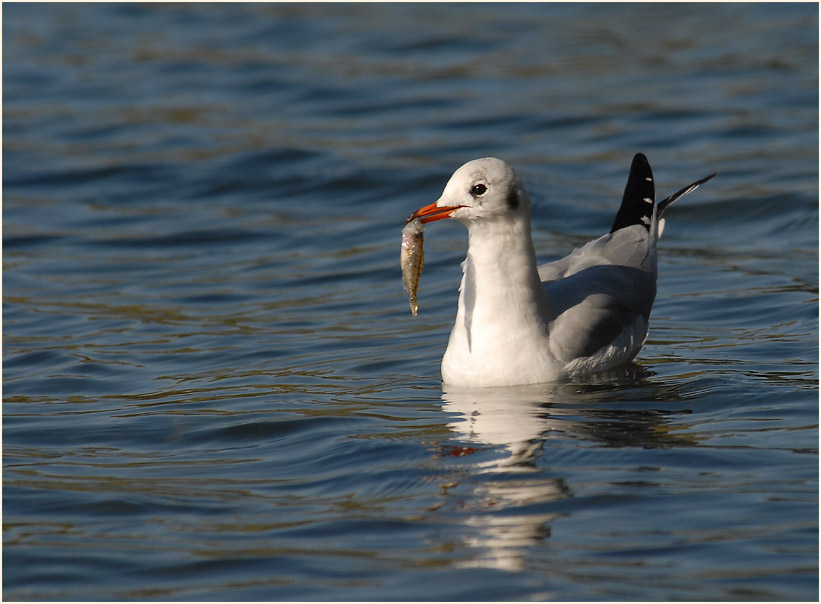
(610, 153, 656, 234)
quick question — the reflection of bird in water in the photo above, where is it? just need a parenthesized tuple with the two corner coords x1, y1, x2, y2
(436, 371, 697, 571)
(442, 368, 696, 454)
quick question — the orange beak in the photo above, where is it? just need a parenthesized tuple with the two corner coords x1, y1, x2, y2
(406, 202, 464, 225)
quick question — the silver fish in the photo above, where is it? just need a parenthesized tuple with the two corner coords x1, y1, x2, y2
(401, 218, 425, 316)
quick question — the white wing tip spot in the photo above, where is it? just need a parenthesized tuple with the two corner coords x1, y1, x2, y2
(642, 197, 653, 204)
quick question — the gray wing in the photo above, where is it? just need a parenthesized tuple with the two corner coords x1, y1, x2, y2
(538, 225, 657, 363)
(538, 224, 657, 283)
(544, 264, 656, 362)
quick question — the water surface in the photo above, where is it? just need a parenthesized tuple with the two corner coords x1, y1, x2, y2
(3, 3, 818, 601)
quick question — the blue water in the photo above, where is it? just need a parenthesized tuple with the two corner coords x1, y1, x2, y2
(3, 3, 818, 601)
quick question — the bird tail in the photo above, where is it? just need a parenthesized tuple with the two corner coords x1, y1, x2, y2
(610, 153, 716, 235)
(657, 172, 716, 217)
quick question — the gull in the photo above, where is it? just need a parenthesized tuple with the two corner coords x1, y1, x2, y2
(407, 154, 714, 387)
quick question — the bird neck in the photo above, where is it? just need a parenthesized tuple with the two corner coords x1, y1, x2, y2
(460, 216, 551, 327)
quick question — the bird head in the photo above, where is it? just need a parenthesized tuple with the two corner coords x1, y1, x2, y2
(406, 158, 530, 225)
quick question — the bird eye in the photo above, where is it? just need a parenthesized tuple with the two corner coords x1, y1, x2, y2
(470, 183, 488, 197)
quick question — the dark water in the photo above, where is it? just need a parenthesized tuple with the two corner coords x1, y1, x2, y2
(3, 3, 818, 601)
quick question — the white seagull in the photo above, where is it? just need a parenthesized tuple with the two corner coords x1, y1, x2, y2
(407, 154, 714, 387)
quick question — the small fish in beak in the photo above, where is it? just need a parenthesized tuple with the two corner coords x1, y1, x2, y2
(400, 217, 425, 316)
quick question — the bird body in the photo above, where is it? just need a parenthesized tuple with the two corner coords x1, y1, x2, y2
(407, 154, 713, 388)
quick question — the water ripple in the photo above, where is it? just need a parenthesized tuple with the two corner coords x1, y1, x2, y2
(3, 3, 817, 601)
